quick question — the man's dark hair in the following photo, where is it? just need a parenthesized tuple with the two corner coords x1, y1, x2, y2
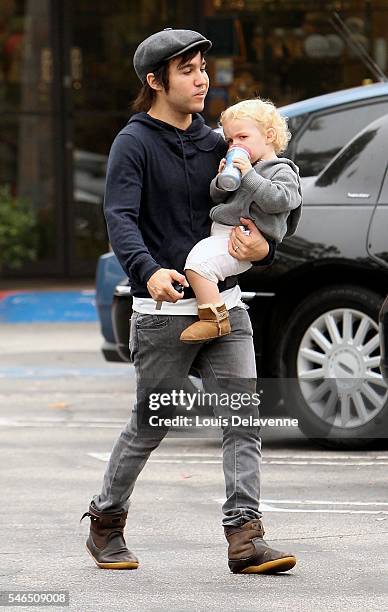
(131, 48, 205, 113)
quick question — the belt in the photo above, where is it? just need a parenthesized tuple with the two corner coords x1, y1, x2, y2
(219, 276, 238, 291)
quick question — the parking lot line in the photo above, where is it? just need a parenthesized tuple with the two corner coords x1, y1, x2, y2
(87, 452, 388, 466)
(0, 366, 132, 378)
(262, 499, 388, 506)
(214, 499, 388, 515)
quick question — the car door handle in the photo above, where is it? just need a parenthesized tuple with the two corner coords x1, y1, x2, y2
(347, 192, 370, 198)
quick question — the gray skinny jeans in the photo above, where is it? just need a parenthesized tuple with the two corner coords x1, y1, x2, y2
(93, 306, 262, 527)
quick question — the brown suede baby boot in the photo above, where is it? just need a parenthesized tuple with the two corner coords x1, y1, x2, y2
(180, 303, 231, 343)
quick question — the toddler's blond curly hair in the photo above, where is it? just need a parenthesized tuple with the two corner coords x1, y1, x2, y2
(220, 98, 291, 155)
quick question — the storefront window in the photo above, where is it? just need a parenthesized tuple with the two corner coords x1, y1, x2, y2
(0, 0, 59, 275)
(0, 0, 53, 113)
(202, 0, 388, 125)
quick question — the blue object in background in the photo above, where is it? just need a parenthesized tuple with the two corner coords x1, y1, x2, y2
(0, 290, 97, 323)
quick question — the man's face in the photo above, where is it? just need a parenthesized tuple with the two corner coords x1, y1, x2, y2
(164, 51, 209, 114)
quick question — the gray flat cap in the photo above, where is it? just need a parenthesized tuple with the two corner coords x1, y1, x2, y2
(133, 28, 212, 84)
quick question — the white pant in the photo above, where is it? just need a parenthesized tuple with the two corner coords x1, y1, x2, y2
(184, 222, 252, 283)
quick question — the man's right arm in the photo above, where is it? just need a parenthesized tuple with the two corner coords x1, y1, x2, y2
(103, 134, 161, 286)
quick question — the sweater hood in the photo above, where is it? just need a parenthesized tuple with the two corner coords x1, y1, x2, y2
(254, 157, 300, 175)
(126, 112, 222, 157)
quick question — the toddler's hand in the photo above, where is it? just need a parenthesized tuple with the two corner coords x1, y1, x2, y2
(218, 158, 226, 174)
(233, 157, 252, 177)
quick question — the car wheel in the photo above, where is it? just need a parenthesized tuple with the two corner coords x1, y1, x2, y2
(279, 285, 388, 449)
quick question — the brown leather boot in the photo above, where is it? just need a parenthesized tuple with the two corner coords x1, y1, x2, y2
(224, 519, 296, 574)
(180, 303, 231, 343)
(80, 504, 139, 570)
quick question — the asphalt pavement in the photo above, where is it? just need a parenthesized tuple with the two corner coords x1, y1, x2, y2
(0, 323, 387, 612)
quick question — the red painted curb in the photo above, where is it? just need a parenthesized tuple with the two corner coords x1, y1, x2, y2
(0, 291, 27, 301)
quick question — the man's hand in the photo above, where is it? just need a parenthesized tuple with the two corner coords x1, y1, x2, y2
(228, 217, 270, 262)
(146, 269, 189, 302)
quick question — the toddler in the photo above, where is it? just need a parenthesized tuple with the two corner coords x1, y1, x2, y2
(180, 98, 302, 343)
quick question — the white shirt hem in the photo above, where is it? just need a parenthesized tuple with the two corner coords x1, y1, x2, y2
(132, 285, 244, 315)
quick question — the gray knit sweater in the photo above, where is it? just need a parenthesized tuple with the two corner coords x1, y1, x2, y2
(209, 157, 302, 242)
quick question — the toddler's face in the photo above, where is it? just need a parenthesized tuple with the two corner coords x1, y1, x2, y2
(222, 117, 276, 163)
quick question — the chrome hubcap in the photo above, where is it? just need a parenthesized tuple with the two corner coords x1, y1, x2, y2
(297, 308, 387, 429)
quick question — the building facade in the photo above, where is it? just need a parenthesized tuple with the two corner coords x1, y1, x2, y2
(1, 0, 387, 278)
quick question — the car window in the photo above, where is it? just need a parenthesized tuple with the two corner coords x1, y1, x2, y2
(282, 113, 308, 157)
(287, 114, 308, 138)
(294, 101, 388, 177)
(313, 120, 387, 203)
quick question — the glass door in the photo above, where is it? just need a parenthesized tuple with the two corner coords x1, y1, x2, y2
(0, 0, 66, 278)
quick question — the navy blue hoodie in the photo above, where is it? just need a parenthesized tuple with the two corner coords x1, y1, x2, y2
(103, 112, 274, 298)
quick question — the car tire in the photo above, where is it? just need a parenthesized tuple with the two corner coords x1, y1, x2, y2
(278, 285, 388, 449)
